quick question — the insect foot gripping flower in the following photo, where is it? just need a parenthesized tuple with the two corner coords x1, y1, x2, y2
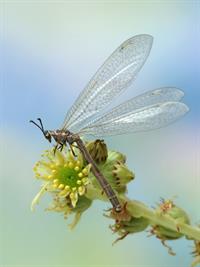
(150, 198, 190, 256)
(31, 147, 92, 214)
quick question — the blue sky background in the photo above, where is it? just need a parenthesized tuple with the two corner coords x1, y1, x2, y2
(1, 1, 200, 266)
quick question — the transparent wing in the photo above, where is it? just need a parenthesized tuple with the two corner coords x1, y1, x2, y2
(81, 87, 184, 129)
(80, 102, 189, 137)
(61, 34, 153, 132)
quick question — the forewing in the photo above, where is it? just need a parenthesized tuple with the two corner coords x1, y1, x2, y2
(61, 34, 153, 132)
(81, 102, 189, 137)
(81, 87, 184, 129)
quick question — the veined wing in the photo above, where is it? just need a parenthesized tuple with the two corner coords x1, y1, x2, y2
(80, 102, 189, 137)
(81, 87, 184, 129)
(61, 34, 153, 132)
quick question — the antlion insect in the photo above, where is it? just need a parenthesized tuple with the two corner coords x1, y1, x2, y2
(30, 34, 189, 212)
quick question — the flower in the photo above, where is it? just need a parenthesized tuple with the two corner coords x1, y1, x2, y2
(32, 147, 91, 208)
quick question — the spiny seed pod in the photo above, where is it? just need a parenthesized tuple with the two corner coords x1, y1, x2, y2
(107, 203, 149, 244)
(112, 216, 150, 244)
(191, 240, 200, 267)
(124, 217, 149, 233)
(86, 139, 108, 164)
(159, 198, 189, 222)
(153, 199, 190, 240)
(150, 225, 183, 240)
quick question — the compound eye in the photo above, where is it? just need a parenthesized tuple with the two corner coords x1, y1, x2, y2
(44, 131, 51, 142)
(47, 134, 52, 143)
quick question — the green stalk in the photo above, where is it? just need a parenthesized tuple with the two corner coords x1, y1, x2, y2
(120, 196, 200, 241)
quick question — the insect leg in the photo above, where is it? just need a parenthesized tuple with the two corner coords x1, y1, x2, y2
(53, 143, 59, 155)
(54, 144, 65, 154)
(70, 144, 77, 157)
(57, 144, 64, 151)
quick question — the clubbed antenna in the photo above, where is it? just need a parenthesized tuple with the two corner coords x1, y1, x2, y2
(30, 118, 45, 134)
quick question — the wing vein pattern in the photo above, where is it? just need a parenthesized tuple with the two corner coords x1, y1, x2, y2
(81, 87, 185, 130)
(81, 100, 189, 137)
(62, 34, 153, 132)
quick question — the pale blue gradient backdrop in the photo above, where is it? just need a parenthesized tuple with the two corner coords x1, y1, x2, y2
(1, 1, 200, 267)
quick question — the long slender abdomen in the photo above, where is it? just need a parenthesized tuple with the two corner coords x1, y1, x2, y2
(75, 137, 122, 212)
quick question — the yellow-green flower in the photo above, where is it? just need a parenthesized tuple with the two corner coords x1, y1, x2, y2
(33, 148, 91, 208)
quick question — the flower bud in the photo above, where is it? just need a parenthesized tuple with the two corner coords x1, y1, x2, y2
(153, 199, 190, 240)
(112, 161, 134, 192)
(85, 150, 135, 200)
(106, 202, 149, 244)
(108, 150, 126, 164)
(111, 216, 149, 242)
(86, 139, 108, 164)
(158, 198, 190, 222)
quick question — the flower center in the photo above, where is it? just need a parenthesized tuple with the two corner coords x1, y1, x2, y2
(57, 167, 79, 187)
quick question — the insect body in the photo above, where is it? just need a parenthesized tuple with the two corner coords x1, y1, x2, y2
(30, 118, 122, 211)
(30, 34, 189, 212)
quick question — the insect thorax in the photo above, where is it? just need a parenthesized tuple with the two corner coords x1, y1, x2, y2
(49, 129, 77, 145)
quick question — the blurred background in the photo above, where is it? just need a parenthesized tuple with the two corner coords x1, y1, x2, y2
(1, 1, 199, 266)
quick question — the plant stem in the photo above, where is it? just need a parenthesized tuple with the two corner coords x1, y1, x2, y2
(120, 196, 200, 241)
